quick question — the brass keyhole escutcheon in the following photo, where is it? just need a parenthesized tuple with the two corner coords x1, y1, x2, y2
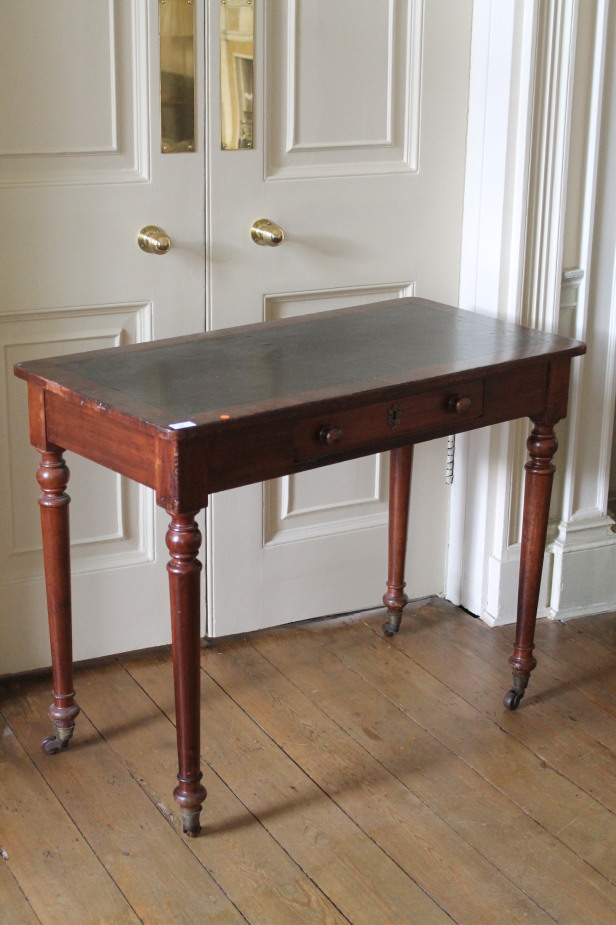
(138, 226, 171, 255)
(251, 219, 285, 247)
(388, 405, 402, 429)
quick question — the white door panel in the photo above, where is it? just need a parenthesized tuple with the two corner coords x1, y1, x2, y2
(265, 0, 422, 176)
(0, 2, 146, 182)
(0, 1, 205, 673)
(2, 306, 152, 583)
(207, 0, 472, 635)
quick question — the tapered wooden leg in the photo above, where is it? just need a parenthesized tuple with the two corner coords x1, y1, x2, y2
(504, 423, 558, 710)
(166, 512, 207, 836)
(37, 450, 80, 755)
(382, 445, 414, 636)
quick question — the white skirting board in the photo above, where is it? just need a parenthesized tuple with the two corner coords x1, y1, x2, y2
(550, 513, 616, 620)
(482, 513, 616, 626)
(484, 546, 552, 628)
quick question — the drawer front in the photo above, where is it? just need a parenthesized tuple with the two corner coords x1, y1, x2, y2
(294, 379, 485, 462)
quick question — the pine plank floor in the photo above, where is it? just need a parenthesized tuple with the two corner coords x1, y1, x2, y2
(2, 599, 616, 924)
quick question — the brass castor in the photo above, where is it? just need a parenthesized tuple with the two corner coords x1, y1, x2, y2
(41, 723, 74, 755)
(41, 733, 70, 755)
(382, 620, 399, 637)
(503, 688, 525, 711)
(181, 810, 202, 838)
(382, 612, 402, 637)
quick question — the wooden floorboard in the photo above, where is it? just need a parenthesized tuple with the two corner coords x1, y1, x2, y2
(77, 656, 348, 925)
(0, 861, 42, 925)
(214, 632, 553, 924)
(2, 600, 616, 924)
(247, 615, 616, 923)
(2, 677, 246, 925)
(126, 653, 448, 925)
(360, 604, 616, 878)
(0, 690, 140, 925)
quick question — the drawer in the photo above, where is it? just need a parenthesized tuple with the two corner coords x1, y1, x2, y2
(294, 379, 485, 462)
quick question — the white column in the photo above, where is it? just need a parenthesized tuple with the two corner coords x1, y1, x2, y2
(452, 0, 615, 624)
(486, 0, 580, 624)
(450, 0, 539, 618)
(551, 0, 616, 619)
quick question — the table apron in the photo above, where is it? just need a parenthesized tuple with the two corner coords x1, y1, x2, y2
(45, 391, 159, 491)
(40, 361, 553, 513)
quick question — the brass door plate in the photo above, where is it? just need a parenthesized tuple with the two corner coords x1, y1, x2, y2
(160, 0, 196, 153)
(220, 0, 254, 150)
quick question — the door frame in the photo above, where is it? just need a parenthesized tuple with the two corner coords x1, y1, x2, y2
(452, 0, 616, 624)
(449, 0, 540, 620)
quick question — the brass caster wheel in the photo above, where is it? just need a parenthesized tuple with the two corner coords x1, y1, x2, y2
(181, 810, 202, 838)
(41, 723, 74, 755)
(41, 734, 70, 756)
(382, 612, 402, 637)
(503, 688, 524, 711)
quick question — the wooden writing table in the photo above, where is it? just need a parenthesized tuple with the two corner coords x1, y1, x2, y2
(14, 298, 586, 836)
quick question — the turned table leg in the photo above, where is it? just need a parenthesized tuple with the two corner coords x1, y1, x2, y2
(504, 422, 558, 710)
(166, 512, 207, 836)
(382, 444, 414, 636)
(37, 450, 80, 754)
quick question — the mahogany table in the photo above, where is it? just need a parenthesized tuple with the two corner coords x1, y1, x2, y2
(14, 297, 586, 836)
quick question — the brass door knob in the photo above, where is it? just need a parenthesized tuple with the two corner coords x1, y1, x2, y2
(251, 219, 285, 247)
(138, 226, 171, 255)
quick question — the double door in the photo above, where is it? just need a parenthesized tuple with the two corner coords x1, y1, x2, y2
(0, 1, 472, 672)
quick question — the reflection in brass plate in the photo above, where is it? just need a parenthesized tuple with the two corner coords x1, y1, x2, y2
(160, 0, 195, 153)
(220, 0, 254, 150)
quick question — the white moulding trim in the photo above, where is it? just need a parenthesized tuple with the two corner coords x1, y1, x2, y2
(485, 543, 552, 627)
(479, 0, 579, 626)
(550, 510, 616, 618)
(448, 0, 537, 615)
(556, 0, 610, 525)
(553, 509, 616, 549)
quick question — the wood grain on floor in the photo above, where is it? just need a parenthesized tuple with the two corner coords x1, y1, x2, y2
(2, 599, 616, 924)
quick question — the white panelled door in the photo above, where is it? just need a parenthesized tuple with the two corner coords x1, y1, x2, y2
(207, 0, 473, 635)
(0, 2, 205, 673)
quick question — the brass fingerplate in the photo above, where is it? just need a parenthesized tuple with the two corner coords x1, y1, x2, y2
(160, 0, 195, 153)
(220, 0, 254, 150)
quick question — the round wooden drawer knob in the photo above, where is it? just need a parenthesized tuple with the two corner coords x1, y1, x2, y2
(448, 395, 472, 414)
(319, 425, 344, 446)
